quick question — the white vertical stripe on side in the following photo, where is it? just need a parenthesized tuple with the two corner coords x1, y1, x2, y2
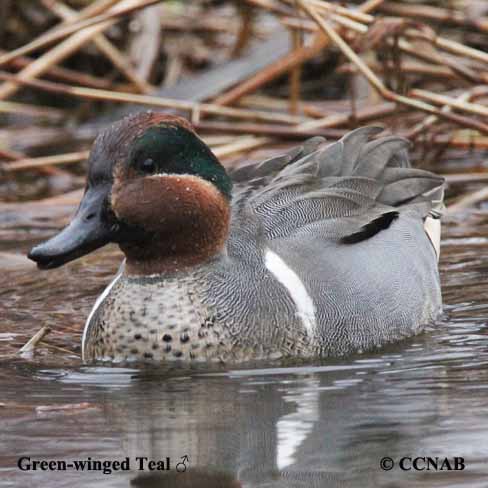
(264, 248, 317, 336)
(81, 272, 122, 361)
(424, 216, 441, 260)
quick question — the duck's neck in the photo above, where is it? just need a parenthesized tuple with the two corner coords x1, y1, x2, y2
(112, 173, 232, 276)
(121, 201, 231, 276)
(123, 243, 228, 276)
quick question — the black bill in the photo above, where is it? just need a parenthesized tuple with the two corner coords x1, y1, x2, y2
(28, 185, 114, 269)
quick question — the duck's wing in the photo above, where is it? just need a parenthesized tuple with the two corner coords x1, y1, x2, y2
(229, 126, 444, 253)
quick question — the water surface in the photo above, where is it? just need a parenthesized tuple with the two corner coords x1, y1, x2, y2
(1, 205, 488, 488)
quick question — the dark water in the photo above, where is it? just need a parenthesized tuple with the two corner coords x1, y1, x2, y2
(1, 209, 488, 488)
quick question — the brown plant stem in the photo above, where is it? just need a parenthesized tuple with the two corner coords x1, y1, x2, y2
(0, 72, 305, 125)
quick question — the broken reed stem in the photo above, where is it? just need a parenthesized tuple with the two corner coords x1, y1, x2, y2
(280, 16, 316, 32)
(203, 135, 237, 146)
(299, 102, 396, 131)
(399, 38, 488, 81)
(91, 37, 154, 93)
(289, 27, 303, 115)
(391, 93, 488, 134)
(319, 12, 368, 34)
(4, 151, 90, 172)
(0, 147, 24, 161)
(0, 139, 69, 176)
(43, 0, 153, 94)
(49, 0, 121, 28)
(0, 100, 63, 119)
(196, 120, 345, 139)
(201, 123, 488, 147)
(232, 3, 256, 57)
(213, 0, 385, 106)
(7, 135, 271, 166)
(0, 0, 160, 101)
(282, 15, 366, 35)
(296, 0, 488, 135)
(19, 326, 51, 354)
(282, 15, 368, 36)
(302, 0, 374, 24)
(338, 61, 458, 80)
(427, 136, 488, 150)
(38, 341, 81, 357)
(0, 0, 163, 67)
(6, 138, 270, 168)
(404, 30, 488, 66)
(0, 72, 304, 125)
(214, 33, 330, 106)
(407, 91, 472, 140)
(212, 136, 270, 158)
(396, 39, 487, 86)
(282, 6, 488, 68)
(239, 94, 291, 110)
(447, 187, 488, 213)
(285, 20, 488, 80)
(443, 173, 488, 184)
(1, 49, 113, 89)
(281, 0, 370, 33)
(297, 0, 388, 93)
(244, 0, 291, 16)
(410, 89, 488, 118)
(379, 1, 488, 33)
(148, 16, 239, 33)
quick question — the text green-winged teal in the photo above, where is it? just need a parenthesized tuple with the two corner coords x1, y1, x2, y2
(29, 112, 444, 363)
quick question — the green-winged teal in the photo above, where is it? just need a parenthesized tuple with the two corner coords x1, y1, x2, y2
(29, 112, 444, 363)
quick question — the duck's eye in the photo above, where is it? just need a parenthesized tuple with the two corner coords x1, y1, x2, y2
(139, 158, 156, 174)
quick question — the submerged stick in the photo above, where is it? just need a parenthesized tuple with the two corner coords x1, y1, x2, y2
(19, 327, 51, 354)
(38, 341, 81, 357)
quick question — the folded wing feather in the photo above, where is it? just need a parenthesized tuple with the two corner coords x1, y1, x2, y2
(229, 126, 444, 250)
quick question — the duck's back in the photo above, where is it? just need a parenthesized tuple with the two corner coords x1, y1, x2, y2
(219, 127, 444, 357)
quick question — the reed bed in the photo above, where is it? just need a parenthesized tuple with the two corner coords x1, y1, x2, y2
(1, 0, 487, 356)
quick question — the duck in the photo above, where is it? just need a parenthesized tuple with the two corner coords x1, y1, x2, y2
(28, 111, 444, 363)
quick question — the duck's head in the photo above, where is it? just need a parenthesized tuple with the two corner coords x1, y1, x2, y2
(28, 112, 232, 274)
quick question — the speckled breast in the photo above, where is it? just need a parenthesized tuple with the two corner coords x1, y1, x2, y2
(82, 273, 235, 363)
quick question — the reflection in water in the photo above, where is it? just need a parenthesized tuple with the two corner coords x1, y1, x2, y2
(1, 213, 488, 487)
(276, 377, 319, 471)
(131, 470, 242, 488)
